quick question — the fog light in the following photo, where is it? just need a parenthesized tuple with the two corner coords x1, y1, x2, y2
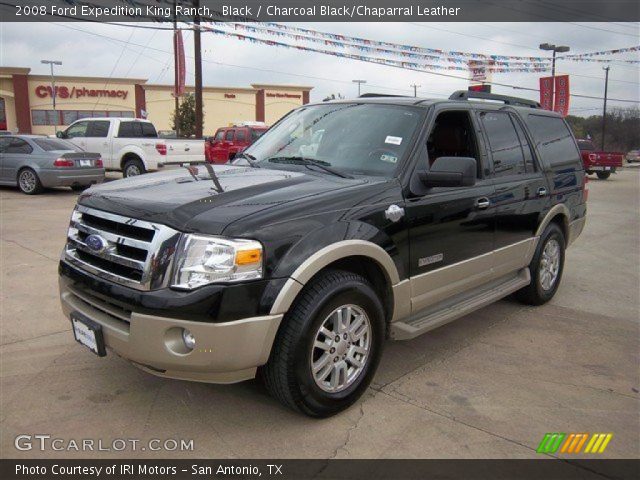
(182, 329, 196, 350)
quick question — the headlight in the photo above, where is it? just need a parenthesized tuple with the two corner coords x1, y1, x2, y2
(172, 234, 263, 289)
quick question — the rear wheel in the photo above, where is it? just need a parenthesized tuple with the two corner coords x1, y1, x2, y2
(262, 269, 385, 417)
(515, 223, 565, 305)
(123, 158, 145, 177)
(17, 168, 43, 195)
(596, 171, 611, 180)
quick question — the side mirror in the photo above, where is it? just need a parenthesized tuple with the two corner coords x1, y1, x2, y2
(419, 157, 477, 188)
(56, 131, 66, 139)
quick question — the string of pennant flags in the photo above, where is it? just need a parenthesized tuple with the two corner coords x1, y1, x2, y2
(560, 45, 640, 59)
(201, 23, 551, 73)
(217, 22, 551, 68)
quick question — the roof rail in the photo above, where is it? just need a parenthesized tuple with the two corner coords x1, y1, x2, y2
(359, 93, 410, 98)
(449, 90, 540, 108)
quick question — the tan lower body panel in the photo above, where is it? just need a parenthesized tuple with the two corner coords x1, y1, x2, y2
(407, 237, 538, 316)
(60, 278, 282, 384)
(568, 217, 586, 246)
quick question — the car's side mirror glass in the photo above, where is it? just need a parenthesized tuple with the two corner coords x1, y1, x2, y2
(419, 156, 477, 188)
(56, 131, 65, 138)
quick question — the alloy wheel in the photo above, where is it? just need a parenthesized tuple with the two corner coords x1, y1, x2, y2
(310, 304, 371, 393)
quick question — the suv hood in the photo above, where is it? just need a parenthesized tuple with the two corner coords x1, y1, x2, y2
(79, 165, 366, 234)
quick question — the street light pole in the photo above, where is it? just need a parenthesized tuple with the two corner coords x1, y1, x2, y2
(539, 43, 569, 110)
(352, 79, 366, 97)
(410, 84, 421, 97)
(41, 60, 62, 133)
(601, 66, 610, 151)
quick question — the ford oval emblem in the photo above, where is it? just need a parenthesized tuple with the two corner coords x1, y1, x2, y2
(85, 234, 108, 253)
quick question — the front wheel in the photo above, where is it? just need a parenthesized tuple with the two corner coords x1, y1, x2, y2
(262, 269, 385, 417)
(515, 223, 565, 305)
(596, 171, 611, 180)
(123, 158, 145, 177)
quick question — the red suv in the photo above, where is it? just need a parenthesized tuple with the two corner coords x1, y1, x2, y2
(206, 125, 268, 164)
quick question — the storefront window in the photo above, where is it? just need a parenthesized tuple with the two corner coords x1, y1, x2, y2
(31, 110, 60, 126)
(32, 110, 136, 126)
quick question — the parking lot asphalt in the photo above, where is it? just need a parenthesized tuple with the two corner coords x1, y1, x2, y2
(1, 169, 638, 459)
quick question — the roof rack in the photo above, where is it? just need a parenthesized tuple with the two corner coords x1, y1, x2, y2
(449, 90, 540, 108)
(359, 93, 410, 98)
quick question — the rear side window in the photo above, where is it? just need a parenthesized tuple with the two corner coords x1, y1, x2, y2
(225, 130, 235, 141)
(250, 128, 266, 142)
(526, 115, 580, 167)
(235, 129, 247, 141)
(4, 138, 33, 154)
(480, 112, 526, 177)
(88, 121, 110, 138)
(118, 122, 137, 137)
(141, 122, 158, 138)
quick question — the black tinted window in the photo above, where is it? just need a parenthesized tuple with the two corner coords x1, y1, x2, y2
(577, 139, 595, 151)
(118, 122, 140, 138)
(481, 112, 526, 177)
(512, 117, 536, 172)
(251, 129, 266, 141)
(225, 130, 235, 141)
(214, 130, 224, 141)
(235, 129, 246, 141)
(141, 122, 158, 138)
(88, 121, 110, 138)
(5, 138, 33, 154)
(527, 115, 580, 167)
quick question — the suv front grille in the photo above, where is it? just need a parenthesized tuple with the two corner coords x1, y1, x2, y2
(64, 205, 182, 290)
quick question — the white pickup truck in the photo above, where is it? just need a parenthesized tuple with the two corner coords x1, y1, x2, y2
(56, 118, 204, 177)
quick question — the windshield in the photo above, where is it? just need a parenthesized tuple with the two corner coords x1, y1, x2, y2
(33, 138, 78, 151)
(245, 103, 423, 176)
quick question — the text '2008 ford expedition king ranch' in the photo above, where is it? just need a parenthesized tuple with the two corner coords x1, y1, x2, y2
(59, 91, 587, 417)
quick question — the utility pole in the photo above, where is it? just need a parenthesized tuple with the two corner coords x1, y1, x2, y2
(410, 84, 421, 97)
(41, 60, 62, 133)
(539, 43, 570, 108)
(193, 0, 203, 139)
(173, 0, 179, 137)
(601, 66, 610, 151)
(352, 79, 366, 97)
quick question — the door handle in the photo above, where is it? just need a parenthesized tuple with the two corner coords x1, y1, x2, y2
(537, 187, 547, 197)
(476, 197, 490, 210)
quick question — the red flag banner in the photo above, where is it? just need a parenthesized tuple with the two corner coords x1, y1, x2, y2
(174, 30, 186, 97)
(539, 76, 553, 111)
(553, 75, 570, 117)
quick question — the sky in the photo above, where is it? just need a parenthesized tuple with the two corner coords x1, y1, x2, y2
(0, 21, 638, 117)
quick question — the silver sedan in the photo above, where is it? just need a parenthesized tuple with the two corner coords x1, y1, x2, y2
(0, 135, 104, 194)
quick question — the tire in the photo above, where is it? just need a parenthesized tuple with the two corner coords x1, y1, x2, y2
(585, 170, 594, 175)
(122, 158, 145, 177)
(262, 269, 385, 417)
(17, 168, 44, 195)
(596, 171, 611, 180)
(515, 223, 565, 306)
(71, 185, 89, 192)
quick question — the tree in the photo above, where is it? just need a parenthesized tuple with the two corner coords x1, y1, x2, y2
(170, 93, 203, 138)
(564, 107, 639, 151)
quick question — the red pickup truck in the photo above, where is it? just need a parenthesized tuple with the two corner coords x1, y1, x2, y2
(577, 139, 624, 180)
(205, 124, 268, 164)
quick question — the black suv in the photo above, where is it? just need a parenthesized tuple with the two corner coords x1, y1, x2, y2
(59, 91, 587, 417)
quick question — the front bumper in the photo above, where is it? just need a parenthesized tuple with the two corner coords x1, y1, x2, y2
(38, 168, 105, 187)
(59, 275, 283, 384)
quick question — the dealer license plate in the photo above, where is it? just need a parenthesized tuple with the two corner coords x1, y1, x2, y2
(71, 313, 106, 357)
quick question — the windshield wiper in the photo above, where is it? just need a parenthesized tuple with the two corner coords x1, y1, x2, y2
(267, 156, 353, 179)
(234, 152, 261, 168)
